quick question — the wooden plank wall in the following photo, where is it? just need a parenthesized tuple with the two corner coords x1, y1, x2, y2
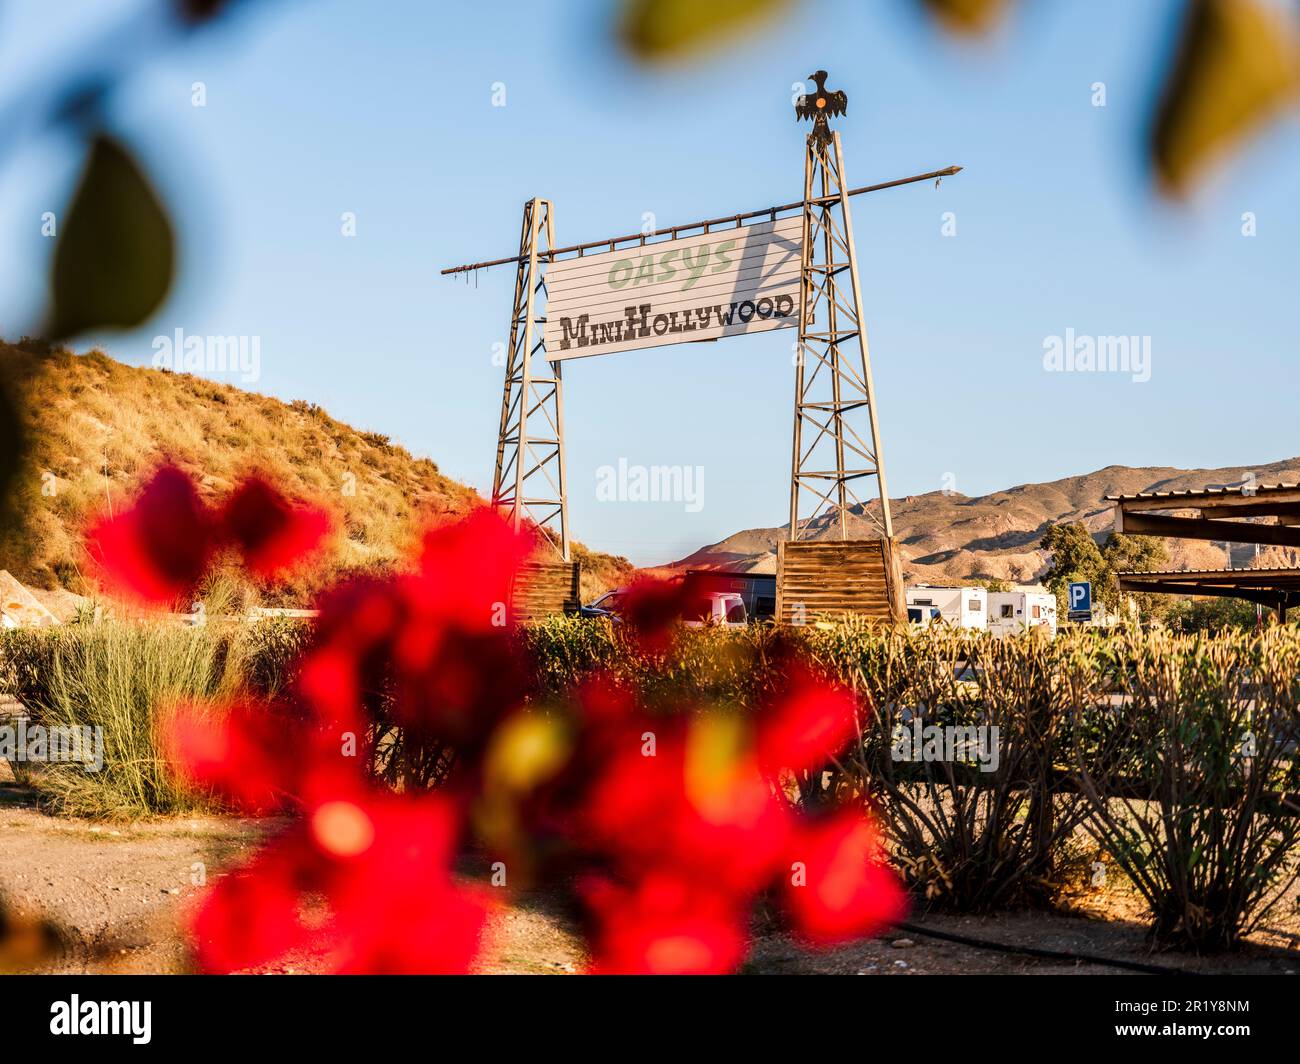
(512, 560, 581, 622)
(775, 538, 904, 625)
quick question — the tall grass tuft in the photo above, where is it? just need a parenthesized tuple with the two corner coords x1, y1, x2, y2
(803, 622, 1094, 912)
(1, 622, 251, 818)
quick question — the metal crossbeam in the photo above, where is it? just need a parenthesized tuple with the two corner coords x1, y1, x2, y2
(440, 166, 960, 276)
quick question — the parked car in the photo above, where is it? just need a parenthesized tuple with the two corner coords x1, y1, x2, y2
(581, 586, 746, 627)
(582, 589, 625, 620)
(681, 591, 747, 628)
(681, 570, 776, 622)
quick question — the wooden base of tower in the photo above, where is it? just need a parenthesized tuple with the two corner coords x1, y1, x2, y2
(775, 538, 905, 626)
(511, 560, 581, 622)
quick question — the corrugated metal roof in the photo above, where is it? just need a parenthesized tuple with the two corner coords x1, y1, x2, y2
(1105, 482, 1300, 502)
(1118, 569, 1300, 594)
(1119, 566, 1300, 577)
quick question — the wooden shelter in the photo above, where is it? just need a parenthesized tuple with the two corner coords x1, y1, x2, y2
(1116, 566, 1300, 617)
(1107, 482, 1300, 620)
(510, 559, 582, 623)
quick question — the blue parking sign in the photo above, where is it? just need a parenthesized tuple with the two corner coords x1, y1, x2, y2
(1068, 581, 1092, 618)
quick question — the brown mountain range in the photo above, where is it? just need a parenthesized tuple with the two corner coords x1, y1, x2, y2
(664, 459, 1300, 586)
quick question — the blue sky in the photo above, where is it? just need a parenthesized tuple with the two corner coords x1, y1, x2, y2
(0, 0, 1296, 565)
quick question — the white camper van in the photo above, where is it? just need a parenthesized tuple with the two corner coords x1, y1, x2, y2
(987, 590, 1057, 638)
(904, 586, 987, 630)
(906, 603, 942, 627)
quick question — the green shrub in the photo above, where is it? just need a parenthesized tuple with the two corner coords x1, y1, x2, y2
(240, 617, 313, 698)
(1066, 628, 1300, 950)
(801, 622, 1093, 912)
(523, 617, 1300, 946)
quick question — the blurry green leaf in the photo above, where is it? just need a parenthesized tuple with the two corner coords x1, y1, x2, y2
(1152, 0, 1300, 198)
(919, 0, 1010, 36)
(48, 135, 174, 340)
(620, 0, 793, 60)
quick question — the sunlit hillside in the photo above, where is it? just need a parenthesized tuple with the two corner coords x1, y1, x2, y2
(0, 339, 632, 608)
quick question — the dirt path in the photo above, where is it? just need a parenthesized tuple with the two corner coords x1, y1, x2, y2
(0, 781, 268, 973)
(3, 777, 1298, 975)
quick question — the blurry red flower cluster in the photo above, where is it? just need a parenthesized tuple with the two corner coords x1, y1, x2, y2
(506, 659, 906, 972)
(92, 467, 905, 974)
(86, 465, 332, 603)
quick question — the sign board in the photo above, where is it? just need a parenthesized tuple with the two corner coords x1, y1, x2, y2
(1068, 580, 1092, 622)
(543, 216, 803, 361)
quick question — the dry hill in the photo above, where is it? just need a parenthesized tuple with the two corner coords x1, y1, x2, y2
(0, 339, 632, 609)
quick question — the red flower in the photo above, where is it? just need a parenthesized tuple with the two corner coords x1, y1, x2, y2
(191, 841, 314, 973)
(756, 666, 860, 775)
(317, 797, 491, 974)
(520, 680, 898, 972)
(85, 466, 335, 603)
(414, 507, 536, 628)
(85, 465, 214, 604)
(297, 508, 534, 745)
(581, 872, 747, 975)
(780, 810, 906, 947)
(219, 476, 332, 578)
(163, 699, 362, 814)
(580, 721, 791, 897)
(98, 461, 906, 974)
(191, 795, 488, 974)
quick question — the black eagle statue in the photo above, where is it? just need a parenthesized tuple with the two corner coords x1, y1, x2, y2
(795, 70, 847, 147)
